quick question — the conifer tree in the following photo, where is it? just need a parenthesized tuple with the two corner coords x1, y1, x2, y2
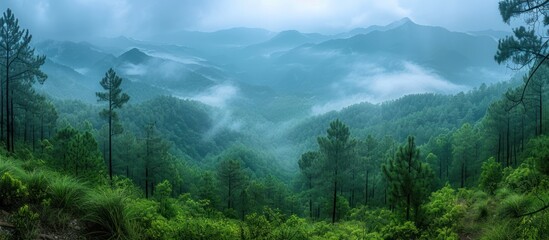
(383, 136, 433, 221)
(318, 119, 356, 224)
(96, 68, 130, 183)
(0, 8, 46, 152)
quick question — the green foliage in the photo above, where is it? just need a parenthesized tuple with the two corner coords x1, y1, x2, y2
(481, 220, 515, 240)
(10, 204, 39, 240)
(421, 184, 463, 238)
(383, 136, 434, 222)
(22, 170, 50, 203)
(522, 135, 549, 175)
(173, 216, 241, 240)
(479, 157, 503, 194)
(155, 180, 176, 219)
(504, 163, 541, 193)
(349, 207, 396, 233)
(380, 221, 420, 240)
(47, 175, 85, 211)
(0, 172, 28, 207)
(245, 212, 272, 240)
(84, 188, 136, 240)
(498, 194, 531, 218)
(317, 119, 357, 223)
(271, 215, 309, 240)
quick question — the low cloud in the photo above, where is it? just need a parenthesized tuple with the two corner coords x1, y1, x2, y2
(191, 84, 239, 108)
(312, 61, 466, 115)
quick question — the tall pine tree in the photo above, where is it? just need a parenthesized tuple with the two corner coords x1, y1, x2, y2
(383, 136, 433, 222)
(0, 8, 46, 152)
(317, 119, 356, 224)
(96, 68, 129, 183)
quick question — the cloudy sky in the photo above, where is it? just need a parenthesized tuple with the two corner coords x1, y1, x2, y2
(1, 0, 510, 40)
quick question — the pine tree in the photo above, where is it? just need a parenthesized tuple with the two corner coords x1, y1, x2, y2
(217, 159, 247, 211)
(383, 136, 433, 222)
(96, 68, 130, 183)
(298, 151, 319, 219)
(0, 8, 46, 152)
(317, 119, 356, 224)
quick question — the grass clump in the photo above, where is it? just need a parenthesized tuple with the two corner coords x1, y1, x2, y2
(497, 194, 531, 218)
(22, 170, 51, 203)
(83, 188, 136, 240)
(47, 175, 86, 211)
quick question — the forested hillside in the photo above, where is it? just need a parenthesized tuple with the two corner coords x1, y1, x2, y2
(0, 1, 549, 239)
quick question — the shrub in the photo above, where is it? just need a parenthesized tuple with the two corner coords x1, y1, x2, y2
(272, 215, 309, 240)
(173, 216, 240, 240)
(0, 172, 28, 207)
(22, 170, 50, 203)
(11, 204, 40, 240)
(83, 188, 136, 240)
(245, 212, 272, 240)
(422, 184, 464, 231)
(381, 221, 419, 240)
(479, 157, 503, 194)
(155, 180, 176, 219)
(504, 163, 541, 193)
(522, 136, 549, 175)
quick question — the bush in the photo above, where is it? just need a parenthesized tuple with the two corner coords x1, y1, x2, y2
(272, 215, 309, 240)
(381, 221, 419, 240)
(0, 172, 28, 207)
(522, 136, 549, 175)
(504, 163, 541, 193)
(22, 170, 50, 203)
(349, 207, 396, 233)
(422, 184, 464, 235)
(155, 180, 177, 219)
(173, 216, 240, 240)
(479, 157, 503, 194)
(83, 188, 136, 240)
(11, 204, 40, 240)
(245, 212, 272, 240)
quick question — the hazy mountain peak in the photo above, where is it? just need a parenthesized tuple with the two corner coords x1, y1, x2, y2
(118, 48, 150, 64)
(387, 17, 415, 28)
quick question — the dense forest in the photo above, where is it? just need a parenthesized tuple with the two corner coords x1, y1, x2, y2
(0, 1, 549, 239)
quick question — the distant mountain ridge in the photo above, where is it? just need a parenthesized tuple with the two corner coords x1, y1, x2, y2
(33, 17, 512, 121)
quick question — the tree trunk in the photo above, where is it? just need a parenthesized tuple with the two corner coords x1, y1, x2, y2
(406, 193, 410, 221)
(145, 167, 149, 199)
(461, 162, 465, 188)
(332, 177, 337, 224)
(365, 170, 369, 205)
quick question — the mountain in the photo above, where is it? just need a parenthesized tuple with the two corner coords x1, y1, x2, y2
(35, 40, 111, 72)
(33, 18, 513, 121)
(227, 19, 507, 103)
(337, 17, 415, 38)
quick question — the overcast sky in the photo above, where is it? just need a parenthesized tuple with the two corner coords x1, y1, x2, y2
(0, 0, 511, 40)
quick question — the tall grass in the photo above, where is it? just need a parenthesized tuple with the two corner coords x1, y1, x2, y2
(83, 188, 136, 240)
(498, 194, 531, 218)
(47, 175, 86, 211)
(21, 170, 51, 203)
(0, 157, 27, 179)
(481, 220, 515, 240)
